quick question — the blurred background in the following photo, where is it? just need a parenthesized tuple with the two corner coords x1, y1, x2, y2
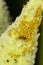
(4, 0, 43, 65)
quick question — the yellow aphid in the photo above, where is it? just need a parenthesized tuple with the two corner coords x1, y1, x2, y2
(31, 39, 35, 46)
(22, 48, 27, 56)
(7, 29, 11, 36)
(36, 6, 42, 17)
(29, 47, 33, 53)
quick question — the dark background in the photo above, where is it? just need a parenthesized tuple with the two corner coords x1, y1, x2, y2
(5, 0, 29, 21)
(4, 0, 43, 65)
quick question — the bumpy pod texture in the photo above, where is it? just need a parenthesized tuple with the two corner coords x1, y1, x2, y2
(0, 0, 10, 36)
(0, 0, 43, 65)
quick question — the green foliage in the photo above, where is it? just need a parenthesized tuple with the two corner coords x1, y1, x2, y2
(0, 0, 11, 36)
